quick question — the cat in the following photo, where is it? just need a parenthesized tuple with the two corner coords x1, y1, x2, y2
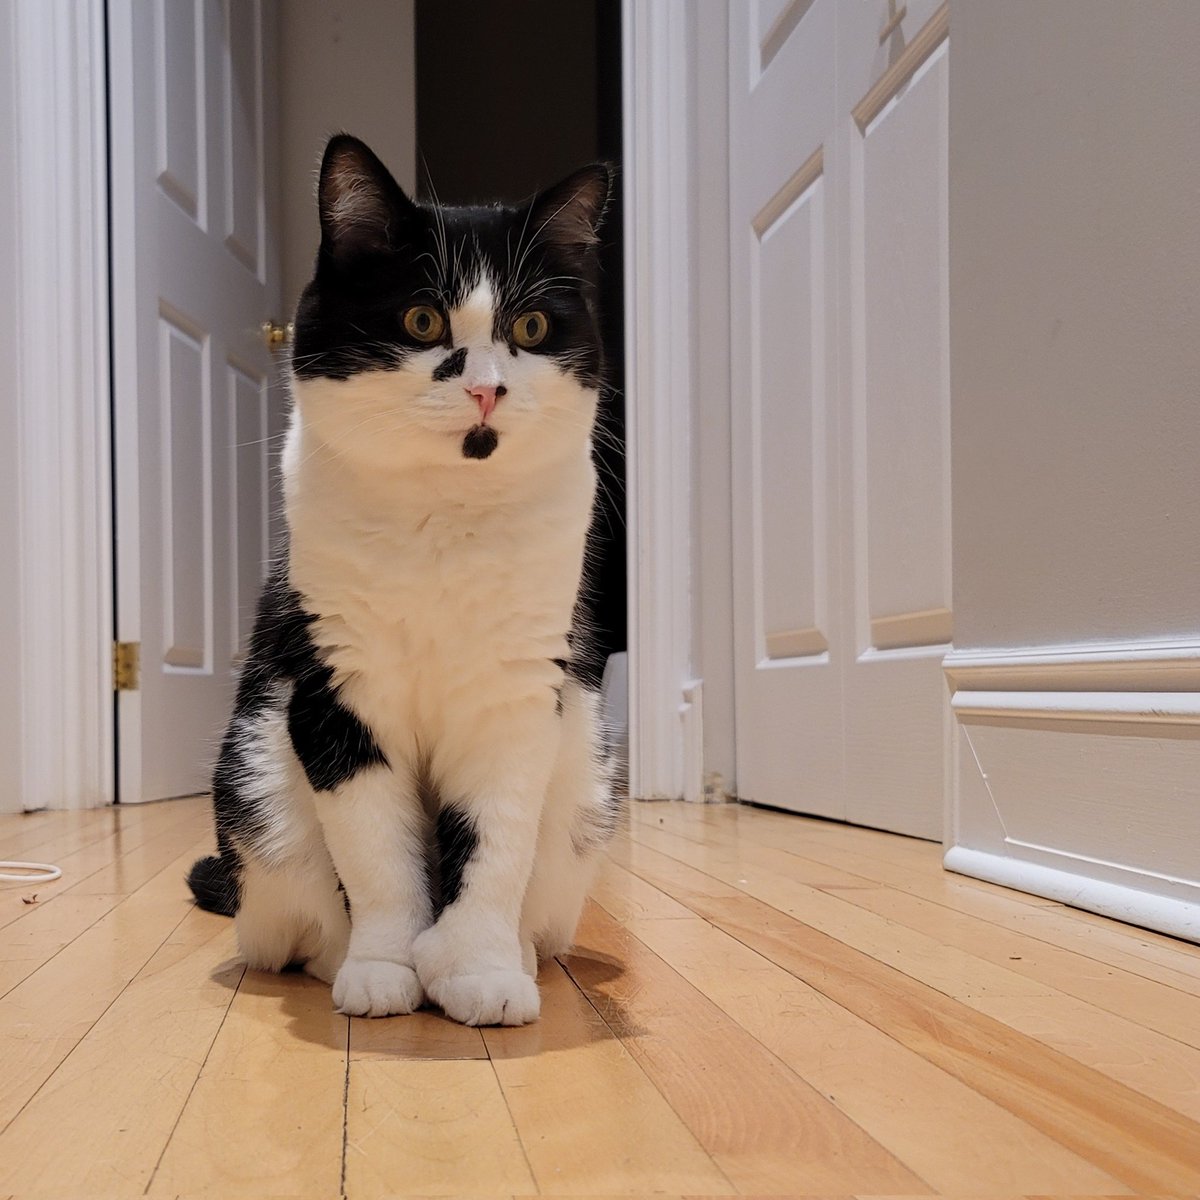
(186, 134, 621, 1027)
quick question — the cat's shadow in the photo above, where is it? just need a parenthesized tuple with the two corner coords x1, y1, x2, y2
(207, 946, 638, 1058)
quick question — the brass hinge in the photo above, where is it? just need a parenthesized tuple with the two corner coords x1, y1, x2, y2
(113, 641, 140, 692)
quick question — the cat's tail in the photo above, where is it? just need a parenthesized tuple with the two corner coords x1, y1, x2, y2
(186, 853, 240, 917)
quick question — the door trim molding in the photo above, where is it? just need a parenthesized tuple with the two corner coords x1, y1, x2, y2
(9, 0, 113, 811)
(944, 639, 1200, 693)
(623, 0, 695, 800)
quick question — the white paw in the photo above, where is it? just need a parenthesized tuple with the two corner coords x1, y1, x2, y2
(424, 969, 541, 1026)
(331, 957, 423, 1017)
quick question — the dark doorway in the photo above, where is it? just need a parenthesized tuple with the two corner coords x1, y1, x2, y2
(415, 0, 627, 670)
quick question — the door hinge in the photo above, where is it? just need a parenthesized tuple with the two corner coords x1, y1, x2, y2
(113, 641, 140, 692)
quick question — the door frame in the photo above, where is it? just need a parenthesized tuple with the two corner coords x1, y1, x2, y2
(622, 0, 702, 802)
(2, 0, 113, 813)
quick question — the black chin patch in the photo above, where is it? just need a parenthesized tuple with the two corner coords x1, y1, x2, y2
(462, 425, 499, 460)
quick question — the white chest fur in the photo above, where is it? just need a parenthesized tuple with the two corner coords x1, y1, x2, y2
(283, 416, 596, 757)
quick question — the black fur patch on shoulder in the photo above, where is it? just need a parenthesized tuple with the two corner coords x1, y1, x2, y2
(289, 672, 388, 793)
(432, 346, 467, 381)
(434, 805, 477, 915)
(221, 561, 387, 800)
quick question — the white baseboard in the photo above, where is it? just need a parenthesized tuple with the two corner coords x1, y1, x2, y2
(945, 638, 1200, 943)
(680, 679, 705, 803)
(945, 846, 1200, 944)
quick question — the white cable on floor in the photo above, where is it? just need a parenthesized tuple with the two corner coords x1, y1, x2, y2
(0, 861, 63, 883)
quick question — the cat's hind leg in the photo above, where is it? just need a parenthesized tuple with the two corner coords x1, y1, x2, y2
(236, 853, 349, 983)
(217, 688, 351, 984)
(521, 679, 621, 965)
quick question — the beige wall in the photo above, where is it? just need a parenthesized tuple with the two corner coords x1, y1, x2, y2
(279, 0, 416, 316)
(950, 0, 1200, 650)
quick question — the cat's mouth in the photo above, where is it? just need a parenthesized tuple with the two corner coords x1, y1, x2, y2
(462, 425, 500, 460)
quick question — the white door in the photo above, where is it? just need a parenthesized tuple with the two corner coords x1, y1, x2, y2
(730, 0, 951, 837)
(110, 0, 282, 803)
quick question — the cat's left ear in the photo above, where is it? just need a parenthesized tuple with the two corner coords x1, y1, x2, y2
(528, 163, 614, 250)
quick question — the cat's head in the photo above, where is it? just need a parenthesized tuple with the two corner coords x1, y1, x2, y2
(290, 134, 612, 476)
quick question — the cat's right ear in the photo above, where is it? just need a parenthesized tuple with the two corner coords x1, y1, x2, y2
(317, 134, 416, 263)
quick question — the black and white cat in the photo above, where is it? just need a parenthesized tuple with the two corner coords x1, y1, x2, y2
(187, 134, 621, 1027)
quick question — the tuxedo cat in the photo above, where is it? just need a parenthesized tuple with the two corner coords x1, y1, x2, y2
(187, 134, 620, 1026)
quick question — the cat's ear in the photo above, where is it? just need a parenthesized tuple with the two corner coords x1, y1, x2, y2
(528, 163, 614, 250)
(317, 133, 416, 261)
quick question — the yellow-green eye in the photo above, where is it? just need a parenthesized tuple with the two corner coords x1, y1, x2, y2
(512, 311, 550, 349)
(402, 305, 446, 343)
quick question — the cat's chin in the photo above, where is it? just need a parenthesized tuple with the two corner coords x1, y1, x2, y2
(461, 425, 500, 460)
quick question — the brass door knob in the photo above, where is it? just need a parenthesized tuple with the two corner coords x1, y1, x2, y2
(262, 320, 294, 349)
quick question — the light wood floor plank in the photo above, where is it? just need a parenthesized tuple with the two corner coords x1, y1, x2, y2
(482, 959, 733, 1195)
(568, 903, 932, 1195)
(345, 1009, 529, 1195)
(148, 969, 349, 1196)
(350, 1008, 488, 1062)
(8, 797, 1200, 1195)
(638, 808, 1200, 1046)
(0, 908, 241, 1195)
(0, 890, 125, 995)
(0, 804, 114, 859)
(0, 804, 213, 995)
(616, 910, 1128, 1194)
(660, 802, 1200, 989)
(0, 798, 208, 931)
(624, 819, 1200, 1121)
(1, 801, 211, 931)
(614, 843, 1200, 1193)
(0, 836, 214, 1132)
(345, 1057, 536, 1196)
(588, 857, 695, 922)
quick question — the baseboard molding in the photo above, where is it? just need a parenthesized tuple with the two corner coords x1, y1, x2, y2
(952, 690, 1200, 726)
(944, 639, 1200, 693)
(945, 846, 1200, 944)
(946, 639, 1200, 941)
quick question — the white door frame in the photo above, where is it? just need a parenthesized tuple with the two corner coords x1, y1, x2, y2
(4, 0, 113, 813)
(622, 0, 700, 802)
(6, 0, 703, 812)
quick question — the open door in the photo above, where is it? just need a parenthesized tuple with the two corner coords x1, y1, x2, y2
(729, 0, 951, 837)
(110, 0, 282, 803)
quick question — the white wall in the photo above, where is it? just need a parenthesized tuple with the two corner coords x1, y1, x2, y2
(278, 0, 416, 316)
(947, 0, 1200, 940)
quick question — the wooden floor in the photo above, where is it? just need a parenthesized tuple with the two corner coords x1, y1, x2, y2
(1, 798, 1199, 1198)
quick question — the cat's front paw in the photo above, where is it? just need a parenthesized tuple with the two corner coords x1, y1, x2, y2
(424, 969, 541, 1026)
(332, 957, 423, 1017)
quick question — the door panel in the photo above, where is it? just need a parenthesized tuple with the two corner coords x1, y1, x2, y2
(731, 1, 951, 836)
(112, 0, 281, 802)
(754, 162, 828, 662)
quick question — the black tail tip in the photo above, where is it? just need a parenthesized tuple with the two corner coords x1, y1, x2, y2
(186, 854, 239, 918)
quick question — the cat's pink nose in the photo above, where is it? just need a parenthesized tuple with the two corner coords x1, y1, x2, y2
(467, 384, 506, 422)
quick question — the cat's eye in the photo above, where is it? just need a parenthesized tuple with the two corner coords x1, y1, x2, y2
(512, 311, 550, 349)
(402, 305, 446, 343)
